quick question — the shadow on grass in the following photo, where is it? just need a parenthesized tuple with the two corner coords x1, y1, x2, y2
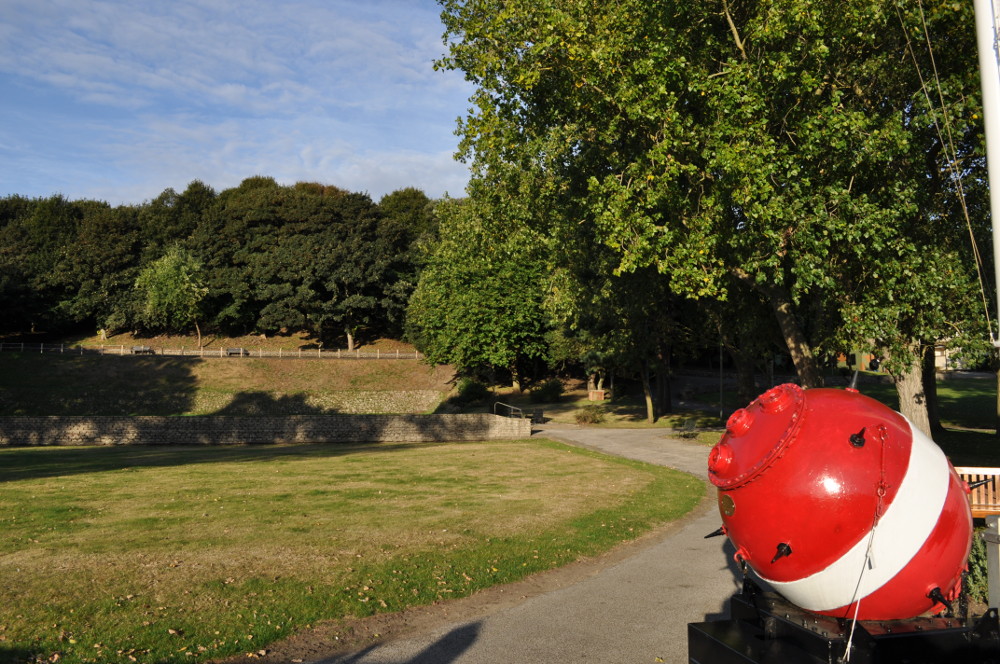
(0, 645, 35, 664)
(0, 354, 200, 416)
(936, 428, 1000, 467)
(212, 391, 327, 415)
(0, 440, 455, 484)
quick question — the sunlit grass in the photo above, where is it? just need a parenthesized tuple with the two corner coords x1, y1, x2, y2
(0, 440, 704, 664)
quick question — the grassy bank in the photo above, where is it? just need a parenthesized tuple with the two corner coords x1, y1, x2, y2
(0, 353, 455, 416)
(0, 440, 704, 664)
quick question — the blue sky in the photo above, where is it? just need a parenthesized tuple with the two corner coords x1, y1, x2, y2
(0, 0, 474, 205)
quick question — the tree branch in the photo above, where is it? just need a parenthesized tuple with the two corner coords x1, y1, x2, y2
(722, 0, 748, 61)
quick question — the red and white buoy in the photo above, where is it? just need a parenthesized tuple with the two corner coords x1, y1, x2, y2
(708, 383, 973, 620)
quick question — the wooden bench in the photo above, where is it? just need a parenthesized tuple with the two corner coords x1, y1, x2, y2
(131, 346, 154, 355)
(226, 348, 249, 357)
(955, 466, 1000, 518)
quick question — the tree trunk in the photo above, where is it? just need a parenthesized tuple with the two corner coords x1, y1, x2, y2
(762, 285, 823, 388)
(345, 328, 355, 352)
(719, 326, 757, 404)
(921, 342, 945, 438)
(510, 362, 523, 393)
(733, 345, 757, 405)
(658, 349, 673, 415)
(641, 360, 656, 423)
(195, 320, 202, 349)
(733, 270, 823, 388)
(893, 345, 932, 438)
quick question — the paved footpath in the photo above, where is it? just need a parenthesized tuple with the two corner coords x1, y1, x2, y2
(318, 425, 741, 664)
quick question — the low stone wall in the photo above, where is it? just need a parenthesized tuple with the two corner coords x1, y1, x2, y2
(0, 414, 531, 446)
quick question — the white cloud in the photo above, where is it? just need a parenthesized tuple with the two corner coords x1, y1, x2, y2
(0, 0, 473, 203)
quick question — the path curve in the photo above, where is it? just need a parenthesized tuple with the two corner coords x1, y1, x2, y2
(312, 424, 741, 664)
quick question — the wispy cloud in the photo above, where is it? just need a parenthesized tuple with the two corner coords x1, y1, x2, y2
(0, 0, 471, 203)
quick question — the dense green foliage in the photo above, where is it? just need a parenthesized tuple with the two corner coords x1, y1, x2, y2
(133, 246, 208, 343)
(0, 180, 435, 349)
(434, 0, 994, 423)
(405, 197, 550, 385)
(3, 1, 998, 428)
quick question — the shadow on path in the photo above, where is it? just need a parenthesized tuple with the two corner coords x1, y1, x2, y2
(328, 623, 481, 664)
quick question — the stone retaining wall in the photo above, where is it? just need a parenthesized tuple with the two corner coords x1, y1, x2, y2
(0, 414, 531, 446)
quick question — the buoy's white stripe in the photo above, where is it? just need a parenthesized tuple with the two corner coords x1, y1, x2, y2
(761, 419, 949, 611)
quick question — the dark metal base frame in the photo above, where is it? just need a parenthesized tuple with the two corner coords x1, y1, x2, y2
(688, 580, 1000, 664)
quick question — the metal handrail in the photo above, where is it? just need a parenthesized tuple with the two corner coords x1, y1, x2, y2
(492, 401, 524, 418)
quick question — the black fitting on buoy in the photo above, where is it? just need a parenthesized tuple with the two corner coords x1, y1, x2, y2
(771, 542, 793, 564)
(928, 587, 953, 614)
(704, 527, 726, 539)
(849, 427, 867, 448)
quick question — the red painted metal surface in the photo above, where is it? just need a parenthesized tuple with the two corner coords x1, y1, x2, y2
(708, 384, 973, 620)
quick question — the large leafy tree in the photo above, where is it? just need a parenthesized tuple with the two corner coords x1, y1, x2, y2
(0, 195, 104, 333)
(50, 204, 143, 333)
(134, 245, 209, 345)
(378, 187, 437, 245)
(138, 180, 217, 263)
(308, 187, 394, 350)
(190, 178, 409, 349)
(544, 218, 691, 420)
(0, 196, 47, 334)
(406, 198, 549, 389)
(437, 0, 989, 429)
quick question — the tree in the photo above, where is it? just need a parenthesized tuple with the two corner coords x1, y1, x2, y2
(406, 198, 549, 389)
(437, 0, 989, 430)
(377, 188, 437, 338)
(378, 188, 437, 243)
(134, 245, 208, 345)
(312, 188, 400, 350)
(544, 220, 689, 421)
(138, 181, 216, 263)
(189, 176, 285, 334)
(190, 178, 408, 349)
(0, 195, 100, 333)
(50, 204, 143, 334)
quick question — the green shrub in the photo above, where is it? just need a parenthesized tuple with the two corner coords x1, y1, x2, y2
(967, 528, 988, 605)
(456, 378, 491, 404)
(575, 405, 606, 425)
(529, 379, 564, 403)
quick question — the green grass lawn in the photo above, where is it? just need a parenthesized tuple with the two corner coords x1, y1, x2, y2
(0, 440, 704, 664)
(854, 378, 997, 429)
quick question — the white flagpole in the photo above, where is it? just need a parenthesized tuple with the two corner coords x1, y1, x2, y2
(975, 0, 1000, 342)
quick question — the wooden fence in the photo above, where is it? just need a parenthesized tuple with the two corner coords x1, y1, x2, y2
(0, 342, 422, 360)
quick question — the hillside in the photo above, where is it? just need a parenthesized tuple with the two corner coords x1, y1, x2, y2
(0, 333, 456, 416)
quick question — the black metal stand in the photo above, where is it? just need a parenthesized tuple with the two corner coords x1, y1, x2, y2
(688, 580, 1000, 664)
